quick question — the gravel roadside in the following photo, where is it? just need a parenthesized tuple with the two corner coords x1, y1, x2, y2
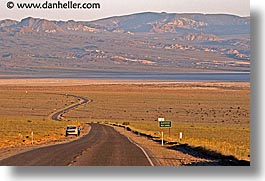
(112, 126, 220, 166)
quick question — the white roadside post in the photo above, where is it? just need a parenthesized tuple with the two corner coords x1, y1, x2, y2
(158, 118, 165, 146)
(161, 131, 164, 146)
(31, 131, 34, 145)
(179, 132, 183, 142)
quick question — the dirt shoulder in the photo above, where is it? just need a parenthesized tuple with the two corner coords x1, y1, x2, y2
(112, 125, 217, 166)
(112, 125, 250, 166)
(0, 123, 91, 161)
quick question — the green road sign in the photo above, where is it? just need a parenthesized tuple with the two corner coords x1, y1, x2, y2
(159, 121, 172, 128)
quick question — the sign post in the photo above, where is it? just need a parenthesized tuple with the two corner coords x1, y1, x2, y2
(158, 120, 172, 146)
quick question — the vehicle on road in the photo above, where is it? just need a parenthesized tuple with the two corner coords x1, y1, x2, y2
(65, 125, 79, 136)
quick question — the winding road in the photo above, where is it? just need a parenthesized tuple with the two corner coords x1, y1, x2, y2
(0, 94, 154, 166)
(49, 94, 90, 121)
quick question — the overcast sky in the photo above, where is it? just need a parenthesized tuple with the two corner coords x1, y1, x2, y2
(0, 0, 250, 21)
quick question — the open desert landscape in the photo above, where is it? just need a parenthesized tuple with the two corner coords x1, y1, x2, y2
(0, 10, 250, 166)
(0, 79, 250, 165)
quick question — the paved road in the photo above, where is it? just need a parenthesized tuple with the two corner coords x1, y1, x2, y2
(0, 124, 153, 166)
(50, 94, 90, 121)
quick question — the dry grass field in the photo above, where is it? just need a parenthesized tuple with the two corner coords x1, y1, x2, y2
(0, 86, 81, 148)
(0, 80, 250, 160)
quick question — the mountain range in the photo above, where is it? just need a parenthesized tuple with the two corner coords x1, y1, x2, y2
(0, 12, 250, 35)
(0, 12, 250, 76)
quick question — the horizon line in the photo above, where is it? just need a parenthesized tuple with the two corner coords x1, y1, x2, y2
(0, 11, 250, 22)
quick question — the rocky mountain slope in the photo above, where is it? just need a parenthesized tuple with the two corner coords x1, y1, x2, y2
(0, 12, 250, 76)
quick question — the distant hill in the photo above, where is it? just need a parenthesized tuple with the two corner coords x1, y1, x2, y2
(89, 12, 250, 35)
(1, 17, 65, 33)
(0, 19, 18, 28)
(0, 12, 250, 35)
(0, 12, 250, 75)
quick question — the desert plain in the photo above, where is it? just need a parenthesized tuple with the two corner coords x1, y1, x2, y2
(0, 79, 250, 164)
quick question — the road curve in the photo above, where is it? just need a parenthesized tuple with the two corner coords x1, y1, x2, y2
(49, 94, 90, 121)
(0, 124, 153, 166)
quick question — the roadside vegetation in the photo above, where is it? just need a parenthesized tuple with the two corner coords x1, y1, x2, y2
(105, 120, 250, 161)
(0, 81, 250, 161)
(66, 82, 250, 161)
(0, 88, 79, 148)
(0, 117, 78, 148)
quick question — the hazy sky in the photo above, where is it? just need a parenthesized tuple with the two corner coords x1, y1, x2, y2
(0, 0, 250, 21)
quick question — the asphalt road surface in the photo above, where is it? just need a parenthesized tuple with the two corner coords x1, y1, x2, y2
(0, 124, 153, 166)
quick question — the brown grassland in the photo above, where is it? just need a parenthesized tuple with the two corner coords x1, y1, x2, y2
(0, 80, 250, 161)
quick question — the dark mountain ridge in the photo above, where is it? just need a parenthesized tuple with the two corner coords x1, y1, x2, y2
(0, 12, 250, 35)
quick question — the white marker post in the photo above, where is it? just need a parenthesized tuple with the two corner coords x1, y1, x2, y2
(161, 131, 164, 146)
(179, 132, 183, 142)
(158, 118, 165, 146)
(31, 131, 34, 145)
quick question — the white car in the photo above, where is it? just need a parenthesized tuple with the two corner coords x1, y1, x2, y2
(65, 125, 79, 136)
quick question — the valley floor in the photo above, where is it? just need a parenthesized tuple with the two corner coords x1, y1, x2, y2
(0, 79, 250, 163)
